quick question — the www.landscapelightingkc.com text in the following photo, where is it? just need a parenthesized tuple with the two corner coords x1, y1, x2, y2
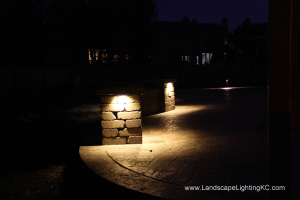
(184, 185, 285, 192)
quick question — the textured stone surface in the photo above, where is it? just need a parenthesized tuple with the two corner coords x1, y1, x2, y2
(102, 137, 126, 145)
(102, 129, 118, 137)
(165, 100, 175, 107)
(101, 112, 116, 120)
(127, 136, 142, 144)
(117, 111, 141, 120)
(102, 104, 125, 112)
(126, 103, 141, 111)
(101, 120, 125, 128)
(165, 97, 172, 102)
(169, 91, 175, 97)
(126, 95, 140, 103)
(119, 128, 142, 136)
(126, 119, 142, 128)
(165, 106, 172, 112)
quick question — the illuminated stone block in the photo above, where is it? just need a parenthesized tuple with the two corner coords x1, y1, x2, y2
(143, 79, 176, 113)
(119, 128, 142, 136)
(126, 95, 140, 103)
(117, 111, 141, 120)
(171, 105, 175, 110)
(102, 129, 118, 137)
(126, 119, 142, 128)
(101, 120, 125, 128)
(102, 137, 126, 145)
(164, 86, 174, 93)
(165, 96, 172, 102)
(165, 101, 175, 107)
(102, 104, 125, 112)
(98, 91, 144, 145)
(127, 136, 142, 144)
(165, 101, 172, 107)
(101, 112, 116, 120)
(126, 103, 141, 111)
(165, 106, 172, 112)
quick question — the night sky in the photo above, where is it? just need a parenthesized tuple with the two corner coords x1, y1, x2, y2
(154, 0, 269, 32)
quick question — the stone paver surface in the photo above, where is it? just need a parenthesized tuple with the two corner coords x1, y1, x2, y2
(79, 87, 269, 199)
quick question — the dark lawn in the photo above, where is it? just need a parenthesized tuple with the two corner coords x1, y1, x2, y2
(1, 88, 103, 199)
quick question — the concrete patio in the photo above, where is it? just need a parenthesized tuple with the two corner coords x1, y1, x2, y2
(79, 87, 270, 199)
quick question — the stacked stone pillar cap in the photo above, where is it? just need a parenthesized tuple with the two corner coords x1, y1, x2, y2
(97, 86, 145, 145)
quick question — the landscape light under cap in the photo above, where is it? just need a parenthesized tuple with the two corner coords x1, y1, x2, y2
(166, 82, 173, 93)
(115, 95, 130, 104)
(100, 93, 142, 145)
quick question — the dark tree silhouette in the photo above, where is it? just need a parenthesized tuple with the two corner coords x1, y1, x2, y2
(180, 16, 191, 23)
(0, 0, 44, 67)
(1, 0, 158, 67)
(43, 0, 158, 66)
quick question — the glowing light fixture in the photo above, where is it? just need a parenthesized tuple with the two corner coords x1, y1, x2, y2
(221, 87, 233, 90)
(166, 82, 173, 93)
(114, 95, 130, 104)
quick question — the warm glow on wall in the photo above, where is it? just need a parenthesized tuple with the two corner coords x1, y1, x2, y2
(95, 49, 99, 60)
(166, 82, 173, 93)
(114, 95, 131, 104)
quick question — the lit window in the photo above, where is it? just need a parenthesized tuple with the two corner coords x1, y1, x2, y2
(196, 56, 199, 65)
(88, 49, 92, 65)
(102, 50, 107, 59)
(202, 53, 206, 65)
(184, 56, 190, 62)
(95, 49, 99, 61)
(88, 49, 100, 65)
(224, 38, 228, 45)
(202, 53, 213, 65)
(102, 50, 108, 64)
(205, 53, 210, 64)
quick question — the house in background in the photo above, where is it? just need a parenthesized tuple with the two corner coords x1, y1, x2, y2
(85, 18, 268, 67)
(151, 18, 234, 66)
(233, 18, 268, 64)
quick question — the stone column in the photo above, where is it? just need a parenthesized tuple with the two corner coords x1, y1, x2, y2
(143, 79, 176, 113)
(164, 82, 175, 112)
(100, 94, 142, 145)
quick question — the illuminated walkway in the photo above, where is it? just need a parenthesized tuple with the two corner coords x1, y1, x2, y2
(79, 87, 269, 199)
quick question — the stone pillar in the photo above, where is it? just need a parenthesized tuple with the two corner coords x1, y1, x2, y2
(100, 94, 142, 145)
(164, 82, 175, 112)
(143, 79, 176, 113)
